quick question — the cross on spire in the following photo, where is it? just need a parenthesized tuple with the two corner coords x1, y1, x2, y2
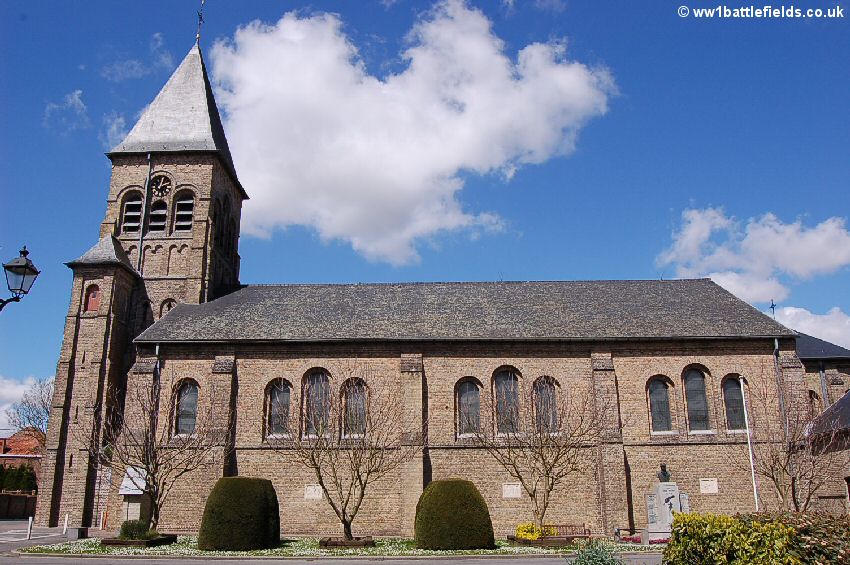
(769, 299, 777, 319)
(196, 0, 206, 44)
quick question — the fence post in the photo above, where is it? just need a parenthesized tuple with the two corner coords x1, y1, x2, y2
(63, 513, 69, 535)
(27, 516, 33, 540)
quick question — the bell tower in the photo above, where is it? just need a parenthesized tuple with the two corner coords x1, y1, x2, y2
(38, 43, 247, 527)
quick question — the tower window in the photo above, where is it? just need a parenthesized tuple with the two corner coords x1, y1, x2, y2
(121, 193, 143, 233)
(173, 192, 195, 232)
(149, 201, 167, 232)
(84, 284, 100, 312)
(175, 380, 199, 436)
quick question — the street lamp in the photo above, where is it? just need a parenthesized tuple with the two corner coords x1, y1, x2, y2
(1, 246, 40, 312)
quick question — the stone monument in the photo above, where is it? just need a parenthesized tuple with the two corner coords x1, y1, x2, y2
(644, 464, 689, 542)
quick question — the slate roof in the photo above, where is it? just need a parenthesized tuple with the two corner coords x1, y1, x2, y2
(810, 391, 850, 435)
(136, 279, 795, 344)
(66, 236, 137, 276)
(108, 44, 246, 198)
(795, 332, 850, 360)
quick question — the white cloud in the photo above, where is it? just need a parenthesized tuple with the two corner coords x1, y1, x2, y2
(99, 111, 129, 150)
(43, 89, 91, 134)
(0, 375, 36, 434)
(657, 207, 850, 303)
(776, 306, 850, 349)
(534, 0, 567, 13)
(101, 32, 174, 82)
(211, 0, 613, 264)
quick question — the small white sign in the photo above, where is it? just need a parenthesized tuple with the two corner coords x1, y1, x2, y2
(502, 483, 522, 499)
(699, 478, 719, 494)
(304, 485, 323, 500)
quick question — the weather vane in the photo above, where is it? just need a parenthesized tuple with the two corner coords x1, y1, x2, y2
(196, 0, 206, 44)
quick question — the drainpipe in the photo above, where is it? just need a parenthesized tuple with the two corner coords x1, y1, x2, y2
(773, 338, 790, 442)
(818, 360, 830, 409)
(740, 376, 759, 512)
(136, 154, 153, 272)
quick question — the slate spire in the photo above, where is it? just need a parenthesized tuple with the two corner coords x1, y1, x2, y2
(109, 44, 240, 188)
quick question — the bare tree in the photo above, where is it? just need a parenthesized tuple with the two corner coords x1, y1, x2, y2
(267, 363, 419, 540)
(746, 376, 850, 512)
(468, 374, 607, 528)
(5, 376, 53, 452)
(79, 370, 232, 529)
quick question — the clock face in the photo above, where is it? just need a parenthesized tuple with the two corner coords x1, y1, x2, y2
(150, 174, 172, 198)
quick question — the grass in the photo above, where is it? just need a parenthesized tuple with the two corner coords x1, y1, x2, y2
(21, 536, 659, 557)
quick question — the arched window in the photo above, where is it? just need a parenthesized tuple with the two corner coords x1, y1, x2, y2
(494, 368, 520, 434)
(342, 378, 367, 437)
(84, 284, 100, 312)
(173, 191, 195, 232)
(160, 298, 176, 317)
(808, 390, 821, 420)
(456, 379, 481, 436)
(229, 219, 237, 257)
(303, 370, 330, 436)
(648, 377, 672, 432)
(121, 192, 143, 233)
(266, 379, 291, 437)
(149, 201, 168, 232)
(684, 368, 710, 431)
(175, 380, 198, 436)
(533, 377, 558, 433)
(723, 377, 746, 431)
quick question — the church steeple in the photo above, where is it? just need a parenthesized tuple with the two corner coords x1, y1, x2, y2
(109, 44, 245, 198)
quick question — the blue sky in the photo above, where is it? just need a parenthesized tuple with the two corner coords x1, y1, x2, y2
(1, 1, 849, 425)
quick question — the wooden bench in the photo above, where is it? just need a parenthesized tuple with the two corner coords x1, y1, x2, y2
(542, 523, 592, 541)
(508, 523, 592, 547)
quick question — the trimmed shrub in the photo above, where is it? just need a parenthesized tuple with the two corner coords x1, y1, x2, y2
(197, 477, 280, 551)
(663, 513, 799, 565)
(572, 539, 622, 565)
(414, 479, 495, 550)
(119, 519, 152, 540)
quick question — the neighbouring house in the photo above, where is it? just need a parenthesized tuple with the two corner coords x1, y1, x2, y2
(37, 39, 849, 536)
(0, 429, 43, 483)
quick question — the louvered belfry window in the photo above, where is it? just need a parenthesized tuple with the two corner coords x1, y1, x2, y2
(122, 193, 142, 233)
(174, 193, 194, 231)
(149, 201, 168, 232)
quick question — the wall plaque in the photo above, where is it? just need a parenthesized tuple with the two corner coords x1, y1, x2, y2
(502, 483, 522, 498)
(304, 485, 323, 500)
(699, 478, 719, 494)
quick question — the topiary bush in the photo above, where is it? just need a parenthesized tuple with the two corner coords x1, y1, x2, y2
(414, 479, 495, 550)
(197, 477, 280, 551)
(119, 519, 153, 540)
(740, 512, 850, 564)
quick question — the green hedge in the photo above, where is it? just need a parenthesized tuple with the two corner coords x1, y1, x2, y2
(414, 479, 495, 550)
(197, 477, 280, 551)
(663, 512, 850, 565)
(1, 465, 37, 492)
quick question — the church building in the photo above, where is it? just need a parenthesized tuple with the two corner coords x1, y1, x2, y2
(37, 42, 848, 537)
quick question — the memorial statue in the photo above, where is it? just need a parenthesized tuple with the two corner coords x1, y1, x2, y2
(657, 463, 671, 483)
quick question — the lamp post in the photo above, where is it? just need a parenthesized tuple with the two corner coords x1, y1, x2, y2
(1, 247, 40, 312)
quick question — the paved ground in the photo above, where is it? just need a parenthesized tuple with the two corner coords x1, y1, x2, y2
(0, 521, 663, 564)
